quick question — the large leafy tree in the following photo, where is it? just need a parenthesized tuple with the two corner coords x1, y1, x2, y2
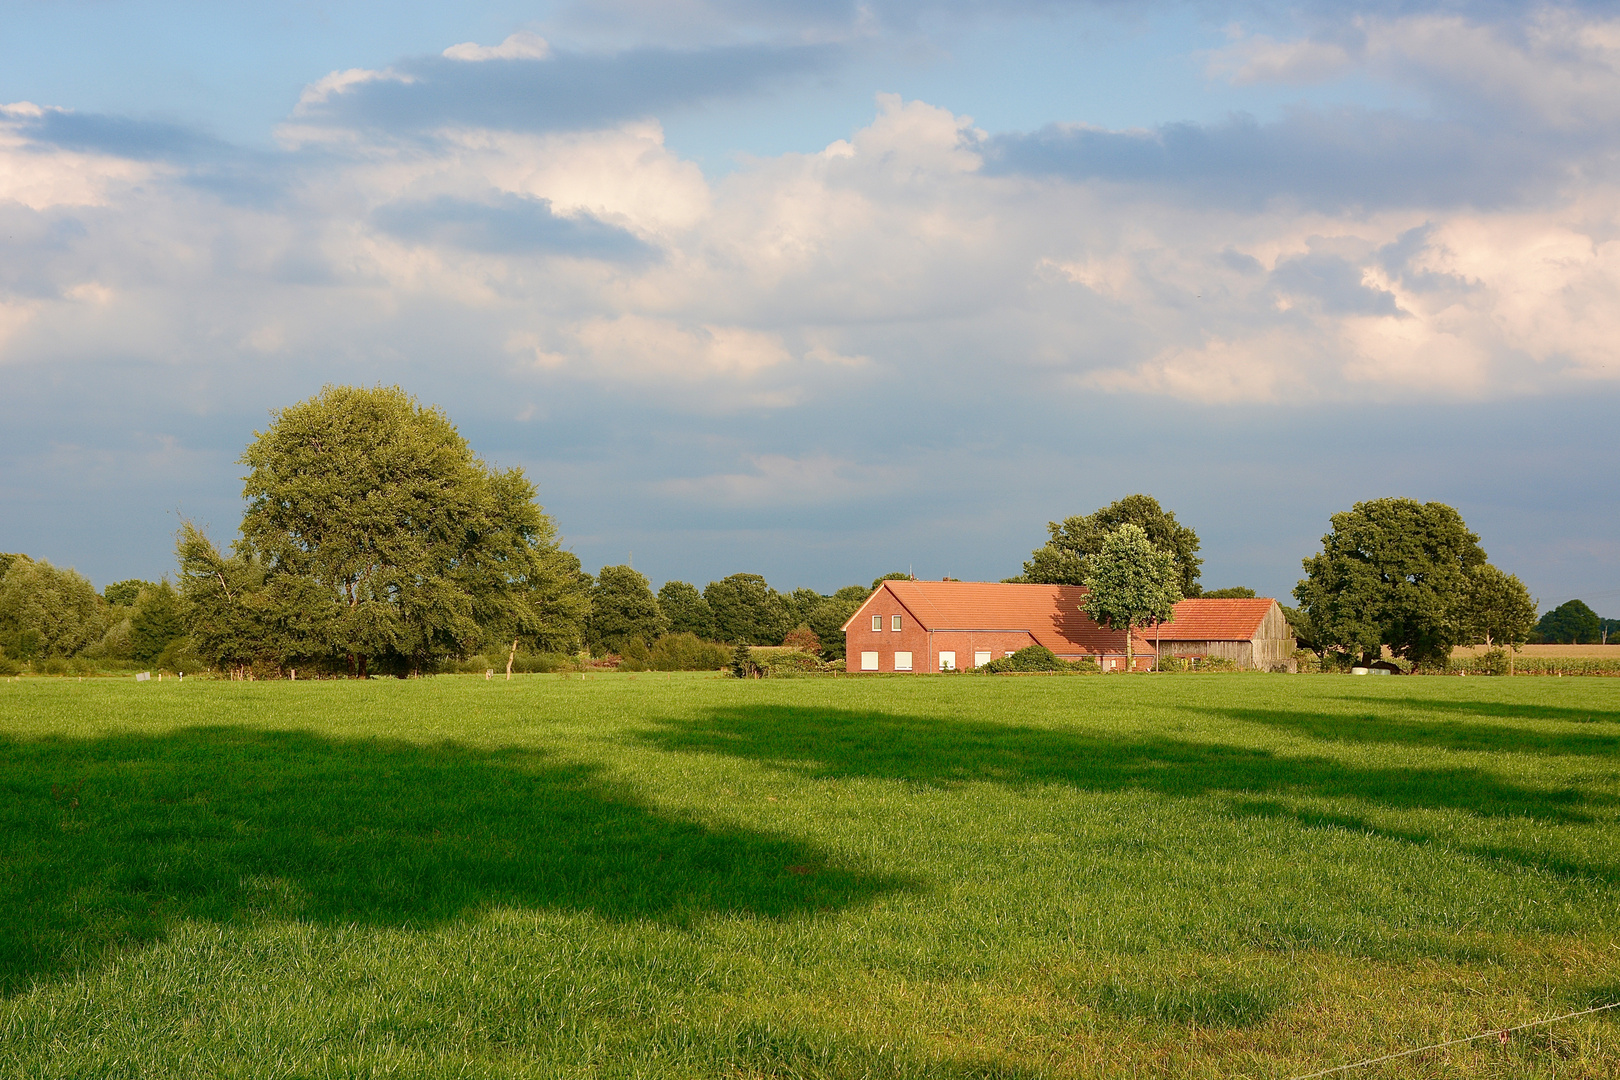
(657, 580, 715, 639)
(1022, 495, 1203, 596)
(231, 385, 581, 676)
(0, 555, 106, 660)
(1533, 599, 1602, 644)
(129, 581, 186, 664)
(704, 573, 786, 645)
(807, 585, 871, 662)
(1294, 498, 1486, 666)
(588, 565, 669, 652)
(1081, 524, 1183, 671)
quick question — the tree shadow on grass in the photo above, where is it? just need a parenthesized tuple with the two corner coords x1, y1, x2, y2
(0, 727, 909, 996)
(1191, 706, 1620, 757)
(638, 706, 1607, 823)
(1337, 697, 1620, 726)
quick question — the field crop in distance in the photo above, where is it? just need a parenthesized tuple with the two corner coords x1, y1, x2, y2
(1, 672, 1617, 1078)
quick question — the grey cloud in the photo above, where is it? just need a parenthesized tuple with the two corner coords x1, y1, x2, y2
(371, 194, 654, 259)
(1269, 252, 1404, 316)
(984, 108, 1587, 211)
(15, 110, 228, 162)
(300, 43, 842, 135)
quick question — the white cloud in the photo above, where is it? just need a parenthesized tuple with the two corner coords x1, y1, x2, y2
(442, 31, 552, 62)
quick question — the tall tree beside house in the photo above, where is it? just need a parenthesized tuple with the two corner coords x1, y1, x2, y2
(1294, 498, 1486, 667)
(807, 585, 871, 662)
(1021, 494, 1204, 596)
(704, 573, 787, 645)
(657, 580, 715, 639)
(1457, 564, 1537, 659)
(588, 565, 668, 653)
(225, 384, 583, 676)
(1081, 524, 1183, 672)
(1532, 599, 1602, 644)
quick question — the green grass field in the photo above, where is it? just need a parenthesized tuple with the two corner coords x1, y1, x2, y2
(2, 673, 1617, 1078)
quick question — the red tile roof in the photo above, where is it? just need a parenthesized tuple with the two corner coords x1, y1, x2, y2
(845, 580, 1157, 656)
(844, 582, 1285, 652)
(1150, 598, 1279, 641)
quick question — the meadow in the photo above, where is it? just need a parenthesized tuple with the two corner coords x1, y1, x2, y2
(1, 672, 1617, 1078)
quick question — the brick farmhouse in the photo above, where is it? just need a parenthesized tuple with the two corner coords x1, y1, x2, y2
(841, 580, 1295, 673)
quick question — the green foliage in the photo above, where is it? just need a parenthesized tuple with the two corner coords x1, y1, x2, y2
(869, 572, 911, 591)
(1472, 648, 1511, 676)
(1082, 524, 1183, 669)
(0, 555, 106, 660)
(1295, 498, 1486, 666)
(1457, 564, 1537, 649)
(782, 624, 820, 652)
(646, 633, 732, 671)
(588, 565, 668, 652)
(1200, 587, 1256, 599)
(755, 649, 835, 677)
(778, 588, 825, 632)
(1534, 599, 1603, 644)
(1279, 604, 1323, 655)
(976, 644, 1094, 673)
(705, 574, 786, 645)
(0, 656, 21, 676)
(657, 580, 714, 639)
(618, 635, 652, 671)
(729, 642, 758, 678)
(129, 582, 185, 664)
(807, 586, 869, 662)
(1021, 494, 1203, 596)
(102, 579, 152, 607)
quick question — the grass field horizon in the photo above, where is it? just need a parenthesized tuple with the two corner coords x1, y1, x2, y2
(2, 674, 1617, 1077)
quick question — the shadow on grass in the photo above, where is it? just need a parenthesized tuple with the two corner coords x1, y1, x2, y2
(1231, 799, 1620, 886)
(1196, 706, 1620, 757)
(1339, 697, 1620, 726)
(0, 727, 908, 996)
(639, 706, 1605, 823)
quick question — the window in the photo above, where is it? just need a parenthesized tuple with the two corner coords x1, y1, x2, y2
(894, 651, 912, 671)
(973, 651, 991, 668)
(860, 651, 879, 671)
(872, 614, 882, 632)
(938, 651, 956, 671)
(892, 614, 902, 631)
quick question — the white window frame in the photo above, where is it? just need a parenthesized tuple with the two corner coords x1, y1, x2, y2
(894, 651, 913, 671)
(872, 614, 882, 632)
(892, 614, 902, 631)
(973, 651, 991, 668)
(938, 651, 956, 671)
(860, 651, 879, 671)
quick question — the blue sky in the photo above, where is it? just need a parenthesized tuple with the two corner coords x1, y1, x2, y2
(3, 0, 1618, 612)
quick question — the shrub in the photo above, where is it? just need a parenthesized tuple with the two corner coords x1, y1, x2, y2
(68, 656, 96, 676)
(757, 650, 835, 677)
(41, 657, 69, 675)
(619, 636, 652, 672)
(648, 633, 731, 672)
(0, 657, 21, 676)
(977, 645, 1099, 674)
(1195, 656, 1238, 672)
(1472, 648, 1510, 676)
(782, 624, 821, 653)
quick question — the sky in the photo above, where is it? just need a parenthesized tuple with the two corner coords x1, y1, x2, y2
(2, 0, 1618, 613)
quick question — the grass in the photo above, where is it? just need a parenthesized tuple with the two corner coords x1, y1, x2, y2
(1, 672, 1618, 1077)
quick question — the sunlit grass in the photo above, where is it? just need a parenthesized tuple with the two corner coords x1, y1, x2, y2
(1, 672, 1617, 1077)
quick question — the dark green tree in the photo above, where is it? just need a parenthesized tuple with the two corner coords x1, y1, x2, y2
(1200, 587, 1256, 599)
(1081, 524, 1183, 672)
(1294, 498, 1486, 666)
(588, 565, 668, 653)
(807, 585, 871, 662)
(704, 573, 786, 644)
(1533, 599, 1602, 644)
(103, 579, 153, 608)
(779, 587, 826, 632)
(1021, 494, 1203, 596)
(129, 581, 186, 664)
(657, 580, 715, 639)
(870, 572, 911, 590)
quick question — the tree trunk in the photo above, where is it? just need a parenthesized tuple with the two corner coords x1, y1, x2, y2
(506, 638, 518, 681)
(1125, 620, 1134, 672)
(358, 655, 368, 679)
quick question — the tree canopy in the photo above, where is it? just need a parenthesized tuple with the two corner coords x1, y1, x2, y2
(0, 556, 106, 660)
(657, 581, 714, 639)
(1294, 498, 1486, 665)
(704, 573, 786, 645)
(588, 565, 668, 651)
(1457, 564, 1537, 651)
(1081, 523, 1183, 670)
(1533, 599, 1602, 644)
(1022, 495, 1203, 596)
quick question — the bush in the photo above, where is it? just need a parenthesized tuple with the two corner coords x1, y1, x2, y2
(1156, 656, 1187, 673)
(730, 643, 758, 678)
(155, 635, 202, 674)
(648, 633, 731, 672)
(0, 657, 21, 676)
(977, 645, 1099, 674)
(757, 650, 835, 677)
(1472, 648, 1509, 676)
(782, 624, 821, 652)
(68, 656, 97, 676)
(619, 636, 652, 672)
(41, 657, 69, 675)
(1196, 656, 1238, 672)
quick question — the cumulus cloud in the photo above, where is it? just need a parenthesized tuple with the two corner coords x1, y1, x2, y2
(443, 31, 553, 62)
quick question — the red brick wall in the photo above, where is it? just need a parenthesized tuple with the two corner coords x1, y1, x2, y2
(844, 589, 1039, 672)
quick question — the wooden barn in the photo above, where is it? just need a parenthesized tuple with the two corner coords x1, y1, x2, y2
(842, 581, 1295, 673)
(1145, 598, 1297, 671)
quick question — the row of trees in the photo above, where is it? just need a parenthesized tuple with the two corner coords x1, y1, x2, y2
(0, 553, 190, 668)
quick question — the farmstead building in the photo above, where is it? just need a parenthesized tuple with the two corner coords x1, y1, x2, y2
(841, 580, 1295, 673)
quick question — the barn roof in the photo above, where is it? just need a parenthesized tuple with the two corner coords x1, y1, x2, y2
(843, 580, 1157, 655)
(1150, 598, 1280, 641)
